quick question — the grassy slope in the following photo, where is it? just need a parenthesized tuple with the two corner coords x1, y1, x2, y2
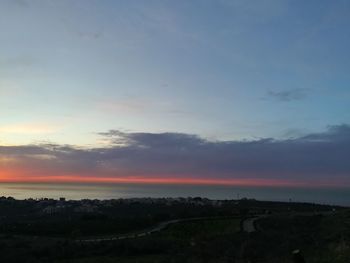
(61, 218, 241, 263)
(57, 212, 350, 263)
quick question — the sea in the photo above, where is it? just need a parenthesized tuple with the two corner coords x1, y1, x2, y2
(0, 183, 349, 206)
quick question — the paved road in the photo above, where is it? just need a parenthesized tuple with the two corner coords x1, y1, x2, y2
(78, 216, 239, 243)
(241, 216, 267, 233)
(242, 217, 257, 233)
(79, 211, 334, 241)
(241, 211, 334, 233)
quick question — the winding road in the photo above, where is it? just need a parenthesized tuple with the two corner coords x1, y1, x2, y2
(78, 211, 332, 242)
(78, 216, 240, 243)
(242, 216, 265, 233)
(241, 211, 334, 233)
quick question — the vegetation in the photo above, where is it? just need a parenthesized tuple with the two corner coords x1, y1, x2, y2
(0, 197, 348, 262)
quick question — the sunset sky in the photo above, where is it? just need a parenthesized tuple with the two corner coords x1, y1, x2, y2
(1, 0, 350, 188)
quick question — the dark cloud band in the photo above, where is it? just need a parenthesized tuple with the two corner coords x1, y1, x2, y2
(1, 124, 350, 186)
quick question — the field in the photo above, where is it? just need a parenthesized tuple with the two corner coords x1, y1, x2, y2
(54, 211, 350, 263)
(55, 218, 242, 263)
(159, 218, 241, 239)
(0, 198, 348, 263)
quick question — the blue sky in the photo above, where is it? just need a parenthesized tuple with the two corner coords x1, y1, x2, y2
(1, 0, 350, 147)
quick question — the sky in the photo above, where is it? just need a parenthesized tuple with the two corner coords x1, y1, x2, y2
(0, 0, 350, 188)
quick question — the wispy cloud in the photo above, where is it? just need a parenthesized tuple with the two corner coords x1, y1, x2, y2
(266, 88, 309, 102)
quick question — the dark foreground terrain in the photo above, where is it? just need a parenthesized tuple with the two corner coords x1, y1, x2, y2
(0, 196, 348, 263)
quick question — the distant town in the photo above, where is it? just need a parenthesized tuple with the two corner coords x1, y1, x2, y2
(0, 195, 339, 216)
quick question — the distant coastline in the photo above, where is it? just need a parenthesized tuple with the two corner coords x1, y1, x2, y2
(0, 182, 349, 207)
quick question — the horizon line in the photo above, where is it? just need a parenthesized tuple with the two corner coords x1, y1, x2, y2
(0, 175, 349, 189)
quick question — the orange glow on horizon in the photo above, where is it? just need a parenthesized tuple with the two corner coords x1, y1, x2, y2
(0, 168, 347, 188)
